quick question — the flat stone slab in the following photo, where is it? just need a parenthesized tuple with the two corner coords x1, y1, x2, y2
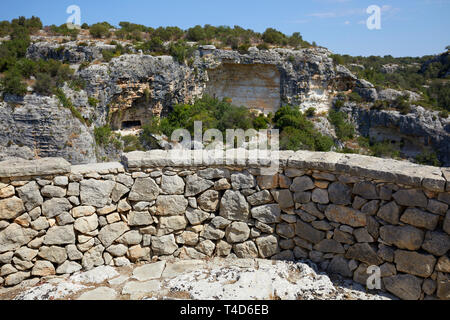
(69, 266, 119, 284)
(5, 258, 394, 301)
(77, 287, 117, 300)
(71, 162, 124, 175)
(132, 261, 166, 281)
(161, 260, 206, 279)
(0, 158, 71, 178)
(121, 280, 161, 297)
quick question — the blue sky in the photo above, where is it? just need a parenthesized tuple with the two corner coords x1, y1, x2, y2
(1, 0, 449, 57)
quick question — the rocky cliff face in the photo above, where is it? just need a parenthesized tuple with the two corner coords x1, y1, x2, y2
(0, 41, 447, 166)
(342, 103, 450, 166)
(0, 95, 96, 164)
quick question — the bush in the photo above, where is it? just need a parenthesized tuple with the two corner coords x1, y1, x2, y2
(54, 88, 85, 124)
(439, 110, 449, 118)
(90, 22, 111, 38)
(274, 105, 334, 151)
(334, 99, 345, 109)
(253, 115, 270, 130)
(348, 91, 363, 103)
(88, 97, 99, 107)
(257, 43, 270, 50)
(262, 28, 287, 45)
(305, 107, 316, 117)
(186, 25, 206, 42)
(0, 69, 27, 96)
(369, 140, 400, 158)
(33, 73, 52, 95)
(169, 41, 195, 64)
(415, 151, 441, 167)
(121, 135, 144, 152)
(94, 125, 112, 146)
(328, 109, 355, 141)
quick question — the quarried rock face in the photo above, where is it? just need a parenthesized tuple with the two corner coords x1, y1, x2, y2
(0, 152, 449, 301)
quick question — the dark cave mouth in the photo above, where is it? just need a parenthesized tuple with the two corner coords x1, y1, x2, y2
(121, 120, 142, 130)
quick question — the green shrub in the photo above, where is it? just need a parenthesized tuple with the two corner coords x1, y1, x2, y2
(305, 107, 316, 117)
(90, 22, 111, 38)
(94, 125, 112, 146)
(439, 110, 449, 118)
(88, 97, 99, 107)
(328, 109, 355, 141)
(415, 151, 441, 167)
(0, 69, 27, 96)
(348, 91, 363, 103)
(334, 99, 345, 109)
(54, 88, 85, 124)
(169, 41, 195, 64)
(121, 135, 144, 152)
(369, 140, 400, 158)
(257, 43, 270, 50)
(68, 78, 86, 91)
(371, 100, 389, 110)
(253, 115, 270, 130)
(262, 28, 287, 45)
(186, 25, 207, 42)
(274, 105, 334, 151)
(33, 73, 53, 95)
(101, 49, 115, 62)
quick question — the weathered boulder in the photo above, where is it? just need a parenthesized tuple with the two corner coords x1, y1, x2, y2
(185, 175, 214, 197)
(394, 250, 436, 278)
(42, 198, 72, 218)
(255, 235, 279, 258)
(295, 220, 325, 244)
(225, 222, 250, 243)
(155, 195, 188, 216)
(325, 205, 367, 227)
(151, 234, 178, 255)
(328, 182, 352, 205)
(383, 274, 423, 300)
(0, 197, 25, 220)
(17, 182, 43, 211)
(43, 225, 75, 245)
(380, 225, 424, 250)
(400, 208, 439, 231)
(251, 204, 281, 224)
(231, 172, 256, 190)
(98, 222, 129, 247)
(393, 189, 428, 208)
(197, 190, 219, 212)
(377, 201, 400, 225)
(128, 178, 159, 202)
(220, 190, 250, 222)
(80, 179, 115, 207)
(160, 175, 185, 195)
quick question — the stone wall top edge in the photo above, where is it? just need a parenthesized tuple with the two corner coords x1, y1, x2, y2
(0, 158, 71, 178)
(0, 152, 448, 192)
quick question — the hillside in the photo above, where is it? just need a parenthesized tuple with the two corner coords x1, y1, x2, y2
(0, 17, 449, 166)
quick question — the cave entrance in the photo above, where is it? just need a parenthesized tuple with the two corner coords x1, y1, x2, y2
(205, 63, 281, 114)
(121, 120, 142, 130)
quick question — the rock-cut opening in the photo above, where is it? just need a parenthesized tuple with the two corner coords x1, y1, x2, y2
(205, 63, 281, 114)
(121, 120, 142, 130)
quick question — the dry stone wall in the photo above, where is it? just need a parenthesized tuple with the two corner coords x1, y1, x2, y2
(0, 151, 449, 300)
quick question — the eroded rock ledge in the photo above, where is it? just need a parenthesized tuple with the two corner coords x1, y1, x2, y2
(0, 151, 449, 300)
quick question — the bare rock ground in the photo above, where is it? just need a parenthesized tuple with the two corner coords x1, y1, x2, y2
(0, 258, 394, 300)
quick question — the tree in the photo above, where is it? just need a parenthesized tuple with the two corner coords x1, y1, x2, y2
(262, 28, 287, 45)
(186, 25, 206, 42)
(33, 73, 53, 95)
(1, 69, 27, 96)
(90, 22, 111, 38)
